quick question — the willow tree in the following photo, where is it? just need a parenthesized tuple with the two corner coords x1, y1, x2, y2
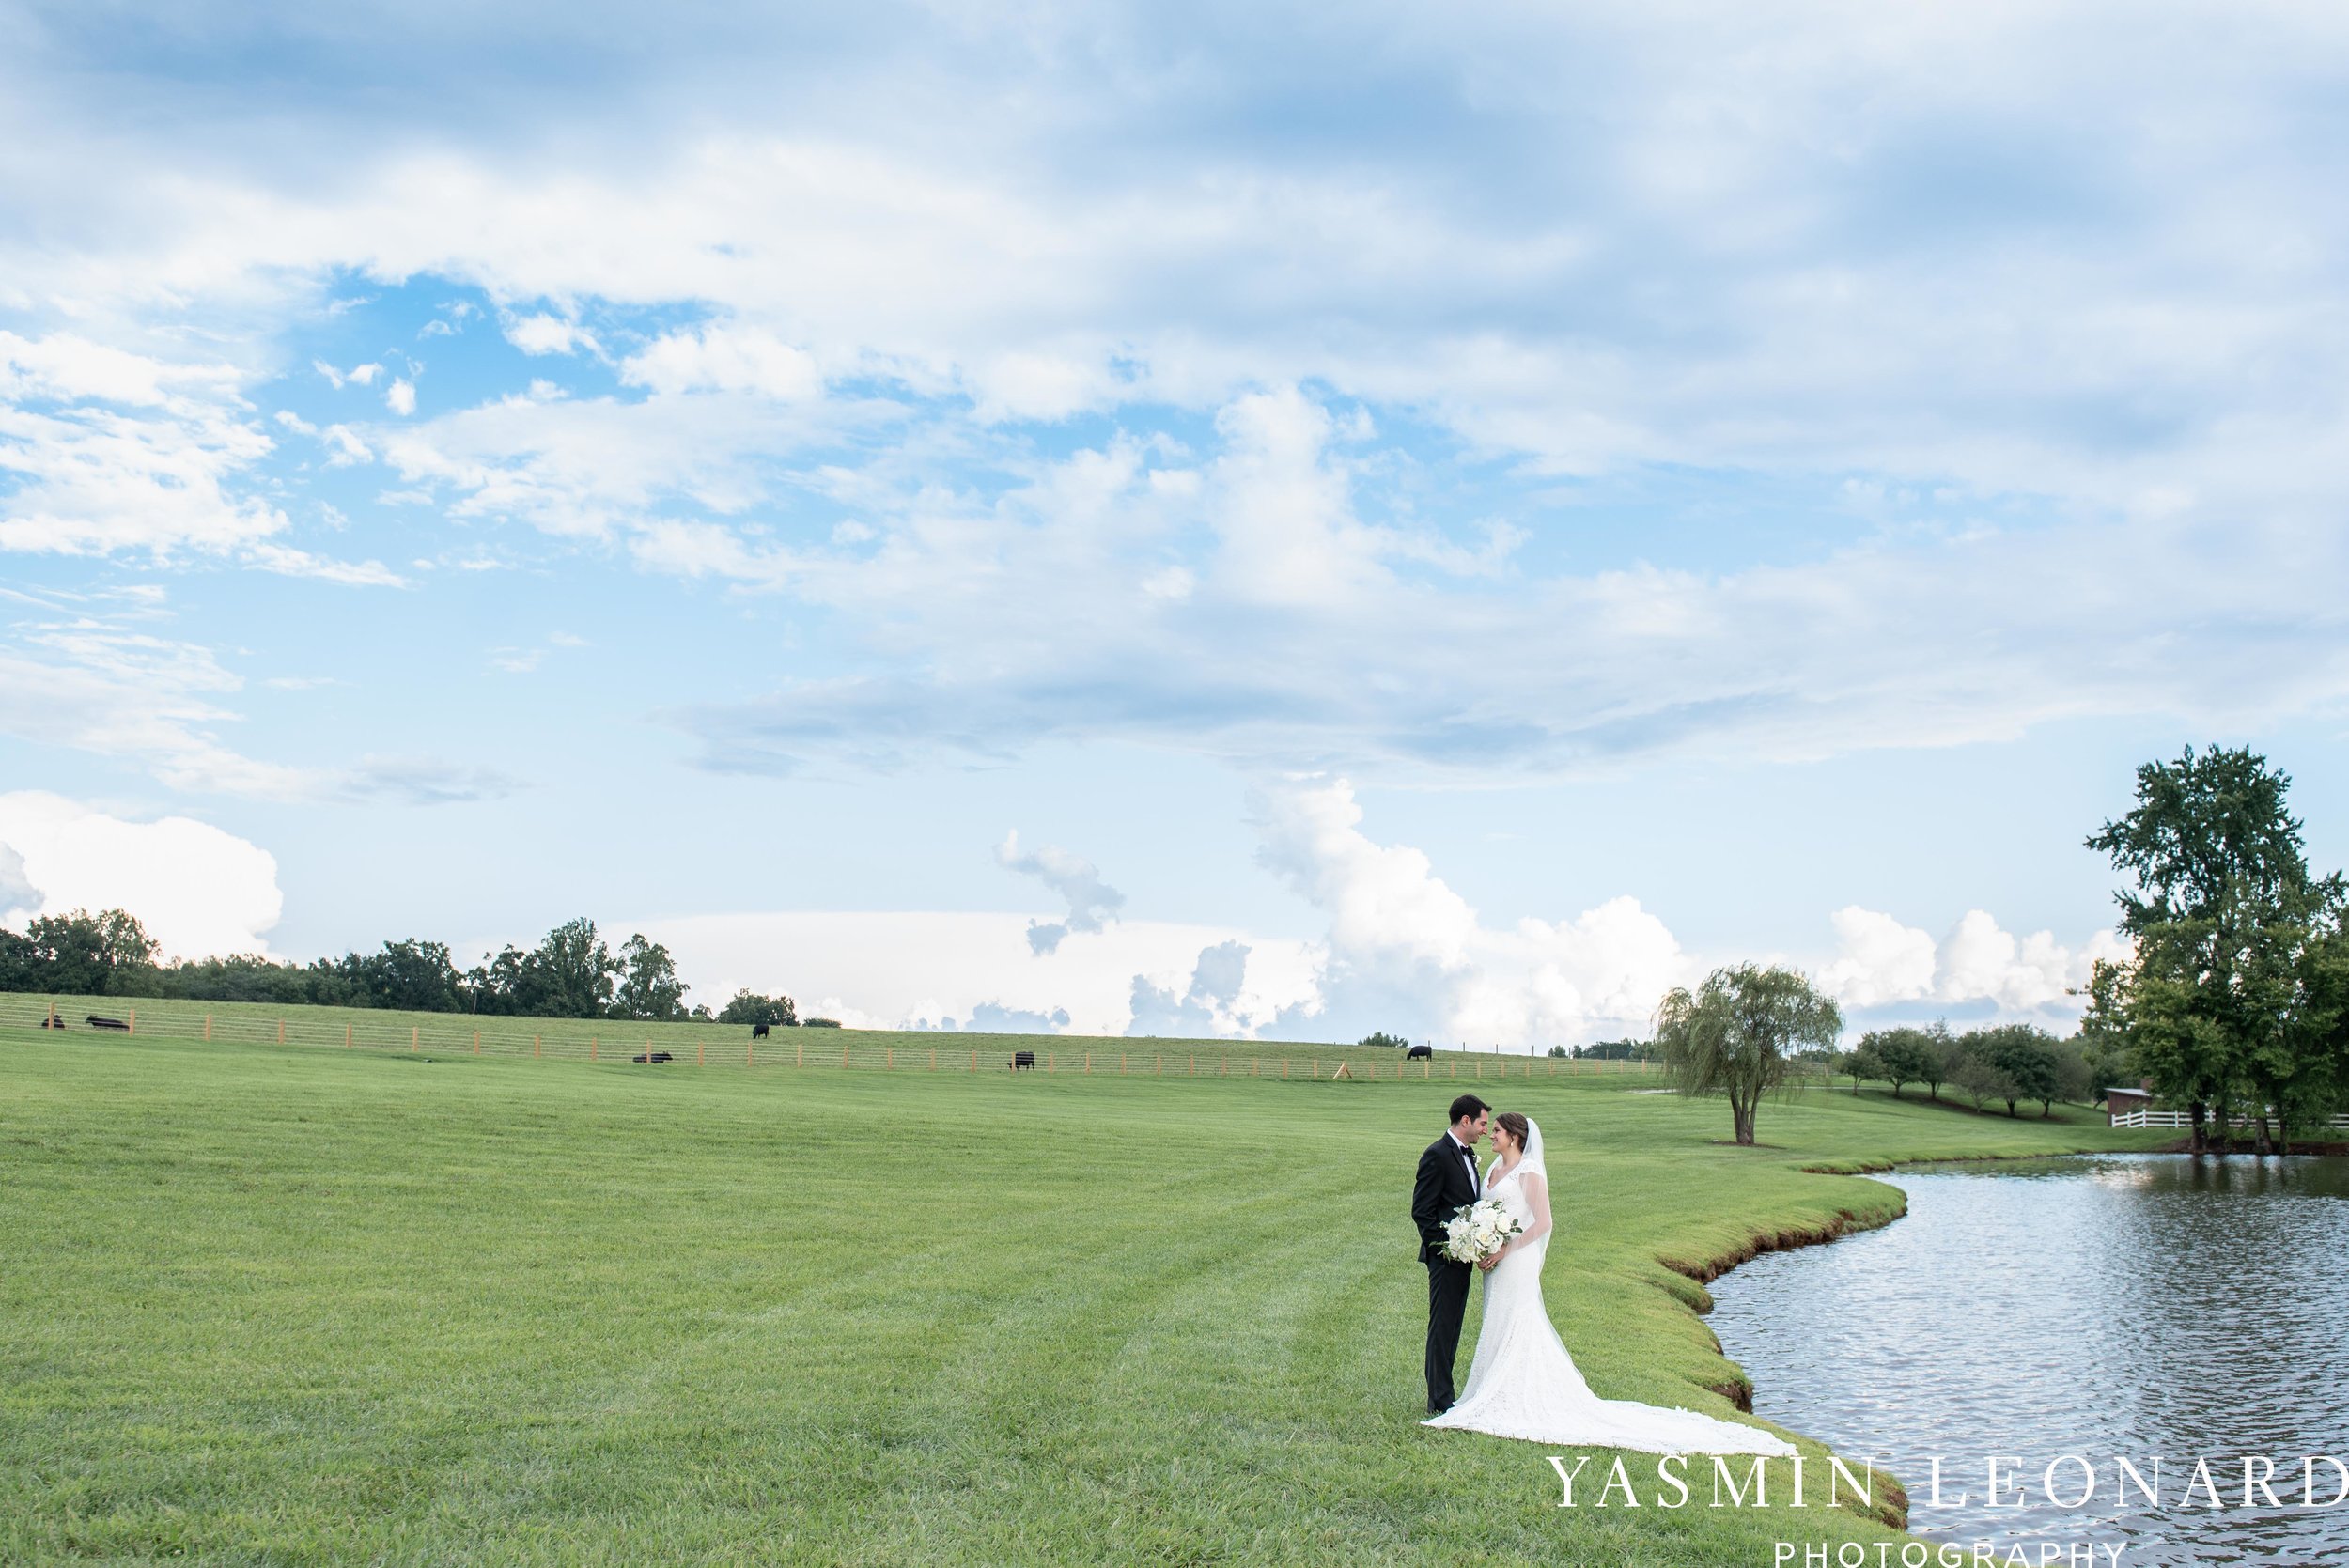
(1655, 963, 1843, 1145)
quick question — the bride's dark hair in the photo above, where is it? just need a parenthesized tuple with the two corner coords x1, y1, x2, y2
(1494, 1111, 1531, 1152)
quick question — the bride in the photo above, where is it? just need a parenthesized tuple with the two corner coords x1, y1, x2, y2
(1423, 1111, 1797, 1455)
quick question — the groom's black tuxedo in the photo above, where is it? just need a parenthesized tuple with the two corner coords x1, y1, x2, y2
(1412, 1133, 1480, 1412)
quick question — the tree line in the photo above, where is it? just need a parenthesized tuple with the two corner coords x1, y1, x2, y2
(0, 910, 803, 1027)
(1837, 1021, 2092, 1117)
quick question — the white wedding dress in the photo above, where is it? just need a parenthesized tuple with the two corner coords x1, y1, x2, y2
(1423, 1120, 1796, 1455)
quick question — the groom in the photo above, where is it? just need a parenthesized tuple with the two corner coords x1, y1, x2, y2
(1411, 1094, 1491, 1413)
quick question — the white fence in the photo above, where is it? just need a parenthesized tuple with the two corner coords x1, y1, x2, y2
(2108, 1108, 2349, 1130)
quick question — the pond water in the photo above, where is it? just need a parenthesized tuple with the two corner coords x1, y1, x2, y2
(1706, 1154, 2349, 1566)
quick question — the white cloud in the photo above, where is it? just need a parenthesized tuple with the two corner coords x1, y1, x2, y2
(995, 831, 1127, 954)
(241, 543, 406, 586)
(312, 361, 382, 389)
(0, 616, 509, 802)
(505, 313, 598, 357)
(1, 331, 287, 557)
(1250, 775, 1692, 1046)
(0, 840, 39, 921)
(1818, 903, 2128, 1019)
(384, 378, 416, 415)
(0, 791, 284, 959)
(1818, 906, 1940, 1008)
(1127, 939, 1254, 1036)
(620, 324, 820, 399)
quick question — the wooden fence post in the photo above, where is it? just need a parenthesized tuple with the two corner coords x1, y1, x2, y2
(1312, 1059, 1319, 1079)
(412, 1026, 420, 1052)
(886, 1046, 894, 1071)
(533, 1033, 540, 1058)
(277, 1018, 285, 1045)
(346, 1022, 352, 1048)
(1084, 1052, 1091, 1074)
(1157, 1054, 1163, 1075)
(1120, 1052, 1128, 1074)
(1048, 1052, 1055, 1073)
(474, 1031, 481, 1055)
(841, 1041, 849, 1069)
(590, 1036, 597, 1062)
(698, 1040, 705, 1066)
(127, 1009, 135, 1035)
(1189, 1053, 1195, 1076)
(970, 1048, 976, 1072)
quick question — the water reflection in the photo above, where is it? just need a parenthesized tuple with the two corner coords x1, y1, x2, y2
(1707, 1154, 2349, 1566)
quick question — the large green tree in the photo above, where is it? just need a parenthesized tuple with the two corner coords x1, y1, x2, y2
(612, 935, 690, 1021)
(1654, 963, 1843, 1145)
(2085, 746, 2347, 1152)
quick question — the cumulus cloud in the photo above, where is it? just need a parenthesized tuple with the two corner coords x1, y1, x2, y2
(0, 791, 284, 958)
(1250, 776, 1692, 1047)
(995, 830, 1125, 954)
(1817, 903, 2130, 1020)
(0, 841, 39, 920)
(1127, 939, 1253, 1037)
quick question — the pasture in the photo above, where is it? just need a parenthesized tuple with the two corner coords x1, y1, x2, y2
(0, 1022, 2163, 1566)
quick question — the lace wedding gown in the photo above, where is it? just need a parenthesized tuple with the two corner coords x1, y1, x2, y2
(1422, 1124, 1796, 1455)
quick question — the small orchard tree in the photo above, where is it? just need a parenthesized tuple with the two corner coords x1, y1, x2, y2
(1970, 1023, 2061, 1118)
(1655, 964, 1843, 1145)
(1951, 1048, 2018, 1114)
(1839, 1043, 1884, 1095)
(1861, 1026, 1937, 1098)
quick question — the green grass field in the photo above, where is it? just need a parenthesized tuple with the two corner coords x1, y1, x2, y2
(0, 1023, 2168, 1566)
(3, 989, 1579, 1080)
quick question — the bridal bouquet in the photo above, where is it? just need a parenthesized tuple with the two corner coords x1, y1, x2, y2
(1439, 1197, 1521, 1265)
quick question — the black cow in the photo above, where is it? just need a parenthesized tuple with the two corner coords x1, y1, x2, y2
(86, 1015, 130, 1031)
(1010, 1049, 1037, 1070)
(632, 1050, 675, 1063)
(39, 1014, 66, 1029)
(751, 1022, 771, 1040)
(1405, 1043, 1433, 1060)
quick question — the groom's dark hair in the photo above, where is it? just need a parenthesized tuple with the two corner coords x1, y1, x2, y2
(1447, 1094, 1490, 1126)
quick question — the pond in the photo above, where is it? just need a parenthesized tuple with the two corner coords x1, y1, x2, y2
(1706, 1153, 2349, 1566)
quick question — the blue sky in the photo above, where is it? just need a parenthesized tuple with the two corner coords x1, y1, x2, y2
(4, 2, 2346, 1044)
